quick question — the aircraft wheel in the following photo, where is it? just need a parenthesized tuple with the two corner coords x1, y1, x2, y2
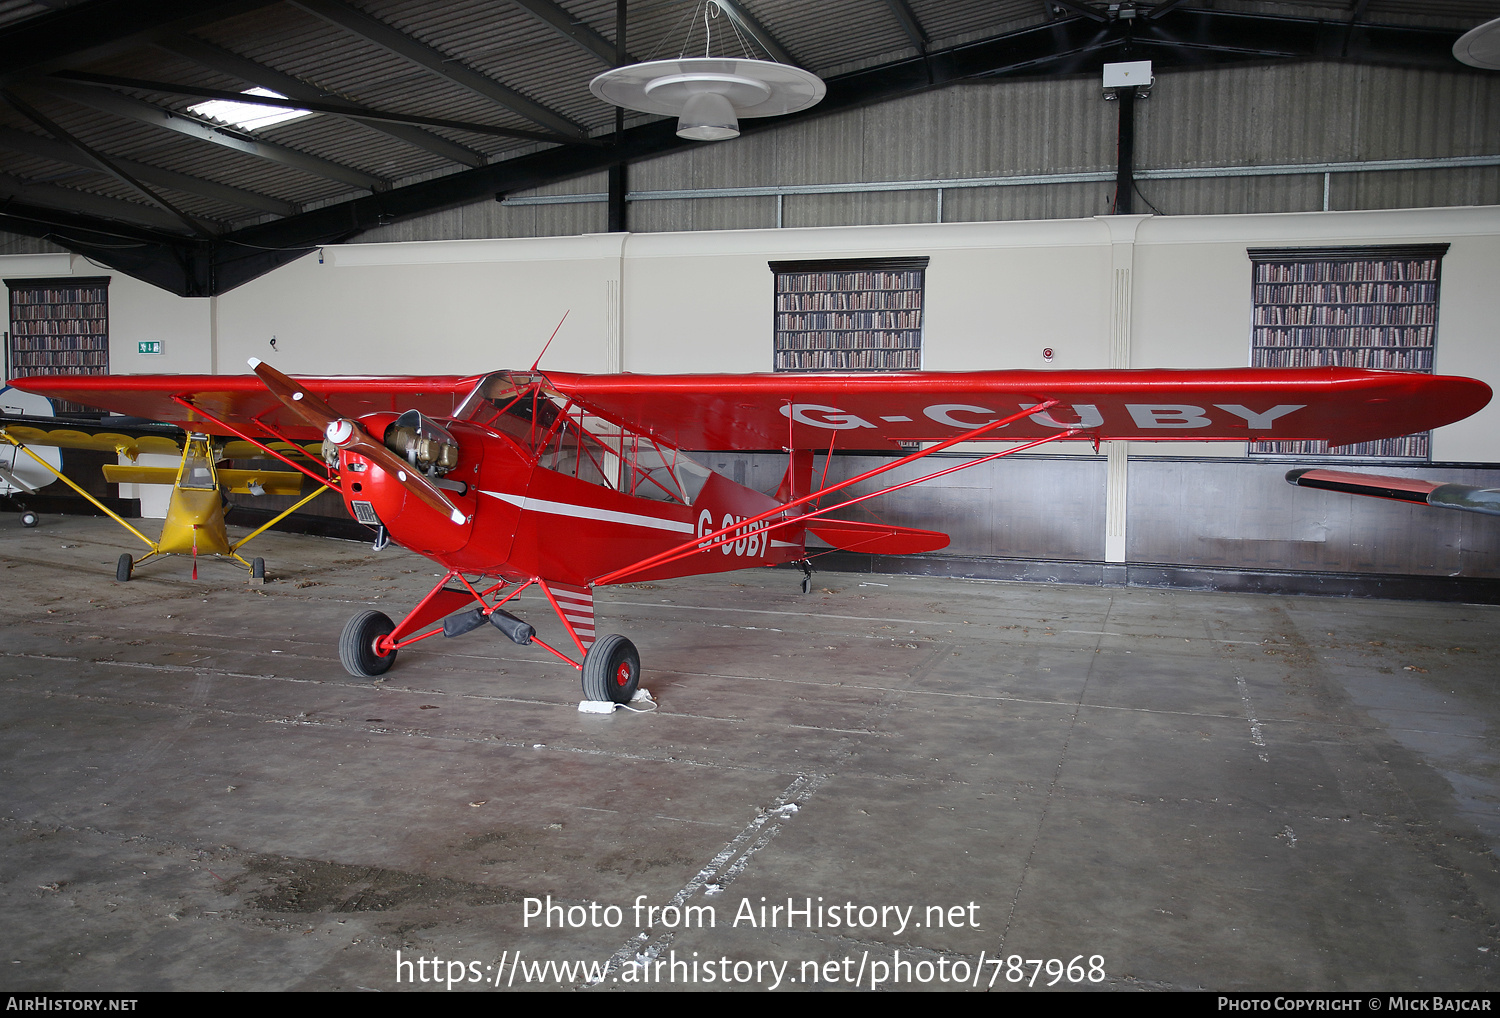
(251, 557, 265, 581)
(116, 553, 132, 582)
(581, 634, 640, 705)
(340, 610, 396, 677)
(19, 511, 38, 528)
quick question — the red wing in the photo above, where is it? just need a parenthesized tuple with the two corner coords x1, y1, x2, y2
(13, 373, 480, 440)
(543, 367, 1492, 451)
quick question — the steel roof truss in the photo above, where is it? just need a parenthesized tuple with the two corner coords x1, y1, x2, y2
(289, 0, 587, 141)
(0, 172, 202, 234)
(42, 79, 388, 191)
(52, 71, 579, 147)
(1, 87, 215, 237)
(158, 35, 489, 168)
(508, 0, 627, 65)
(0, 124, 297, 217)
(883, 0, 930, 51)
(710, 1, 801, 67)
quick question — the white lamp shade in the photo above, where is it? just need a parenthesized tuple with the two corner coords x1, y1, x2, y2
(676, 91, 740, 141)
(590, 58, 825, 142)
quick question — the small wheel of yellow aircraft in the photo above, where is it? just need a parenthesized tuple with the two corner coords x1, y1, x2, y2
(1, 419, 328, 583)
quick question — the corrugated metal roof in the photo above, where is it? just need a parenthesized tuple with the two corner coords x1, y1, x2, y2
(0, 0, 1495, 249)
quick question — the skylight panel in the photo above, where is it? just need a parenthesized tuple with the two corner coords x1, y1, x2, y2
(188, 87, 313, 131)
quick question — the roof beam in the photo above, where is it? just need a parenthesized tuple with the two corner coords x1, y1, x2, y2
(1047, 0, 1108, 22)
(0, 171, 202, 233)
(1, 88, 215, 237)
(289, 0, 587, 140)
(0, 0, 283, 87)
(0, 125, 297, 216)
(158, 34, 488, 168)
(41, 80, 388, 191)
(712, 1, 800, 67)
(883, 0, 930, 52)
(52, 70, 581, 147)
(508, 0, 627, 65)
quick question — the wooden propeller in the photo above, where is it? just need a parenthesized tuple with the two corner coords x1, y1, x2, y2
(248, 358, 465, 525)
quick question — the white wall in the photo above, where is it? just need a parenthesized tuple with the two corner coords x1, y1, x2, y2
(214, 236, 627, 376)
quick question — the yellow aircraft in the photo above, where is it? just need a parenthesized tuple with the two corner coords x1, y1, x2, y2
(1, 420, 328, 582)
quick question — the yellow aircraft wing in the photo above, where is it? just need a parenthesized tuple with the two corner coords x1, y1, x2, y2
(0, 424, 181, 461)
(2, 422, 320, 464)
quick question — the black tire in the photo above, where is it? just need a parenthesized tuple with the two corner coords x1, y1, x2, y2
(251, 557, 265, 581)
(340, 610, 396, 677)
(19, 511, 38, 528)
(581, 634, 640, 705)
(115, 553, 132, 582)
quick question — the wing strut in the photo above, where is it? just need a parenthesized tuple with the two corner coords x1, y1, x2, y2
(0, 432, 158, 549)
(168, 396, 341, 493)
(594, 400, 1067, 585)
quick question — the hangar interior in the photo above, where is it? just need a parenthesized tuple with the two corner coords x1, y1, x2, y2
(2, 0, 1500, 993)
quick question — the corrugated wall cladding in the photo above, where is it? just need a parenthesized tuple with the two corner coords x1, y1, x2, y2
(1135, 63, 1500, 168)
(1127, 462, 1500, 576)
(340, 59, 1500, 244)
(356, 170, 613, 242)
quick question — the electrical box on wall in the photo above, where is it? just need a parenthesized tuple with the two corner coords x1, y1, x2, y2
(1103, 60, 1152, 90)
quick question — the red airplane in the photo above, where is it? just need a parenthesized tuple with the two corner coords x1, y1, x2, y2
(15, 363, 1491, 705)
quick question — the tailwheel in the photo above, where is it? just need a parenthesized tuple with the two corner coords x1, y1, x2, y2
(340, 610, 396, 677)
(582, 634, 640, 705)
(19, 511, 38, 528)
(116, 553, 132, 582)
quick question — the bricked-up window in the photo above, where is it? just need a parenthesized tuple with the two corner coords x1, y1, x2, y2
(1248, 245, 1446, 460)
(6, 276, 110, 415)
(770, 257, 927, 372)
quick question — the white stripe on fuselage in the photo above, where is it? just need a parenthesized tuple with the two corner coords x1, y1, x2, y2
(480, 490, 799, 548)
(482, 490, 697, 534)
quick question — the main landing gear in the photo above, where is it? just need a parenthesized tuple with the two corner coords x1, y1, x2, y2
(582, 634, 640, 704)
(340, 610, 397, 676)
(336, 572, 640, 705)
(112, 552, 268, 583)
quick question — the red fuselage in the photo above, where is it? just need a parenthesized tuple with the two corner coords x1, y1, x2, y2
(337, 413, 805, 586)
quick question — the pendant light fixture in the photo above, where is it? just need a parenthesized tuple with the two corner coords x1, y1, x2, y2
(590, 1, 825, 142)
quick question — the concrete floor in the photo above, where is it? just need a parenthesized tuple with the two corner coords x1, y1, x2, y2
(2, 515, 1499, 992)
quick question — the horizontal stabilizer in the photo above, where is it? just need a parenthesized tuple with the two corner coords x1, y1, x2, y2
(102, 464, 305, 496)
(1286, 469, 1500, 517)
(804, 517, 950, 555)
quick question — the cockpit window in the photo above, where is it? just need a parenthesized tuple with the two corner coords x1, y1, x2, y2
(475, 388, 708, 504)
(176, 435, 219, 490)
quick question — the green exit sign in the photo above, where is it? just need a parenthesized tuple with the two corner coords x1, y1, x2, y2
(138, 341, 162, 355)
